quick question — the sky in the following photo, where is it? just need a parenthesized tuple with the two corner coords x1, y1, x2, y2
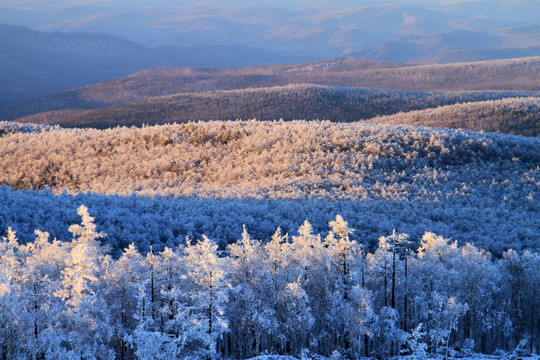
(1, 0, 538, 22)
(0, 0, 508, 9)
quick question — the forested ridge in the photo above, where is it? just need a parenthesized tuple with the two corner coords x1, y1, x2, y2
(2, 120, 538, 201)
(368, 97, 540, 137)
(12, 85, 540, 134)
(1, 206, 538, 359)
(3, 56, 540, 121)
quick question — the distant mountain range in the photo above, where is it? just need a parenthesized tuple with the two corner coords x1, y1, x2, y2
(1, 1, 539, 108)
(0, 23, 294, 109)
(2, 3, 538, 59)
(0, 4, 509, 53)
(356, 25, 540, 63)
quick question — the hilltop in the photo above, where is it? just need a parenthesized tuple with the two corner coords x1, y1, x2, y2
(368, 97, 540, 136)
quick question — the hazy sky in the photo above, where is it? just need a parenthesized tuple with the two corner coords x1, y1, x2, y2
(0, 0, 502, 9)
(2, 0, 538, 22)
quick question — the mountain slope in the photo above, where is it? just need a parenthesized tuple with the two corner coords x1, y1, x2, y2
(0, 23, 294, 109)
(368, 97, 540, 137)
(3, 57, 540, 121)
(0, 23, 160, 108)
(13, 85, 540, 130)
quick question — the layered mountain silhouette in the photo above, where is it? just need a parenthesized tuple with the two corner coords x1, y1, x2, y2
(1, 1, 539, 108)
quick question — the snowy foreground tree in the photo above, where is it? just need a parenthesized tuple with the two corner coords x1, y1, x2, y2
(0, 206, 538, 359)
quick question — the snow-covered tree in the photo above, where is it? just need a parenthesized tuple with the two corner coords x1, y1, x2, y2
(324, 215, 365, 355)
(55, 205, 114, 359)
(106, 243, 147, 360)
(133, 245, 195, 360)
(18, 230, 68, 360)
(182, 236, 229, 358)
(227, 226, 274, 359)
(0, 228, 25, 359)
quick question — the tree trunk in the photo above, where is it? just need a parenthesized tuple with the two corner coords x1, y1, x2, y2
(404, 247, 408, 333)
(392, 246, 396, 309)
(384, 263, 388, 308)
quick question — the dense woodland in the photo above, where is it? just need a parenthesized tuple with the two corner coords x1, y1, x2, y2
(1, 78, 539, 359)
(2, 120, 538, 201)
(368, 97, 540, 137)
(0, 120, 538, 256)
(13, 85, 540, 133)
(3, 57, 540, 121)
(1, 206, 538, 359)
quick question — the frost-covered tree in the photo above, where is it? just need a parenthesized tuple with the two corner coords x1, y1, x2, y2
(227, 226, 274, 359)
(106, 243, 147, 360)
(408, 233, 460, 353)
(0, 228, 25, 359)
(325, 215, 358, 301)
(18, 230, 68, 360)
(500, 249, 540, 353)
(324, 215, 365, 355)
(182, 236, 229, 358)
(371, 306, 405, 358)
(455, 243, 498, 353)
(133, 245, 199, 360)
(55, 205, 114, 359)
(263, 227, 291, 353)
(279, 278, 314, 355)
(428, 293, 468, 358)
(287, 220, 327, 354)
(407, 323, 428, 360)
(367, 235, 392, 309)
(0, 207, 539, 358)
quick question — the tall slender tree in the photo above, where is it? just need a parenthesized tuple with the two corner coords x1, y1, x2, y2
(55, 205, 114, 359)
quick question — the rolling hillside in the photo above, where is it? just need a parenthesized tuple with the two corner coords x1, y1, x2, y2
(3, 57, 540, 122)
(13, 85, 539, 129)
(368, 97, 540, 136)
(0, 120, 538, 254)
(2, 2, 538, 111)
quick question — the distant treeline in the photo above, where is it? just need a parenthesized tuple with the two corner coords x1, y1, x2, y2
(13, 85, 540, 132)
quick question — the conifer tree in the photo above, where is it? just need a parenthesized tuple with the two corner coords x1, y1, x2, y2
(0, 228, 24, 359)
(19, 230, 68, 360)
(183, 236, 229, 358)
(55, 205, 114, 359)
(227, 226, 273, 358)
